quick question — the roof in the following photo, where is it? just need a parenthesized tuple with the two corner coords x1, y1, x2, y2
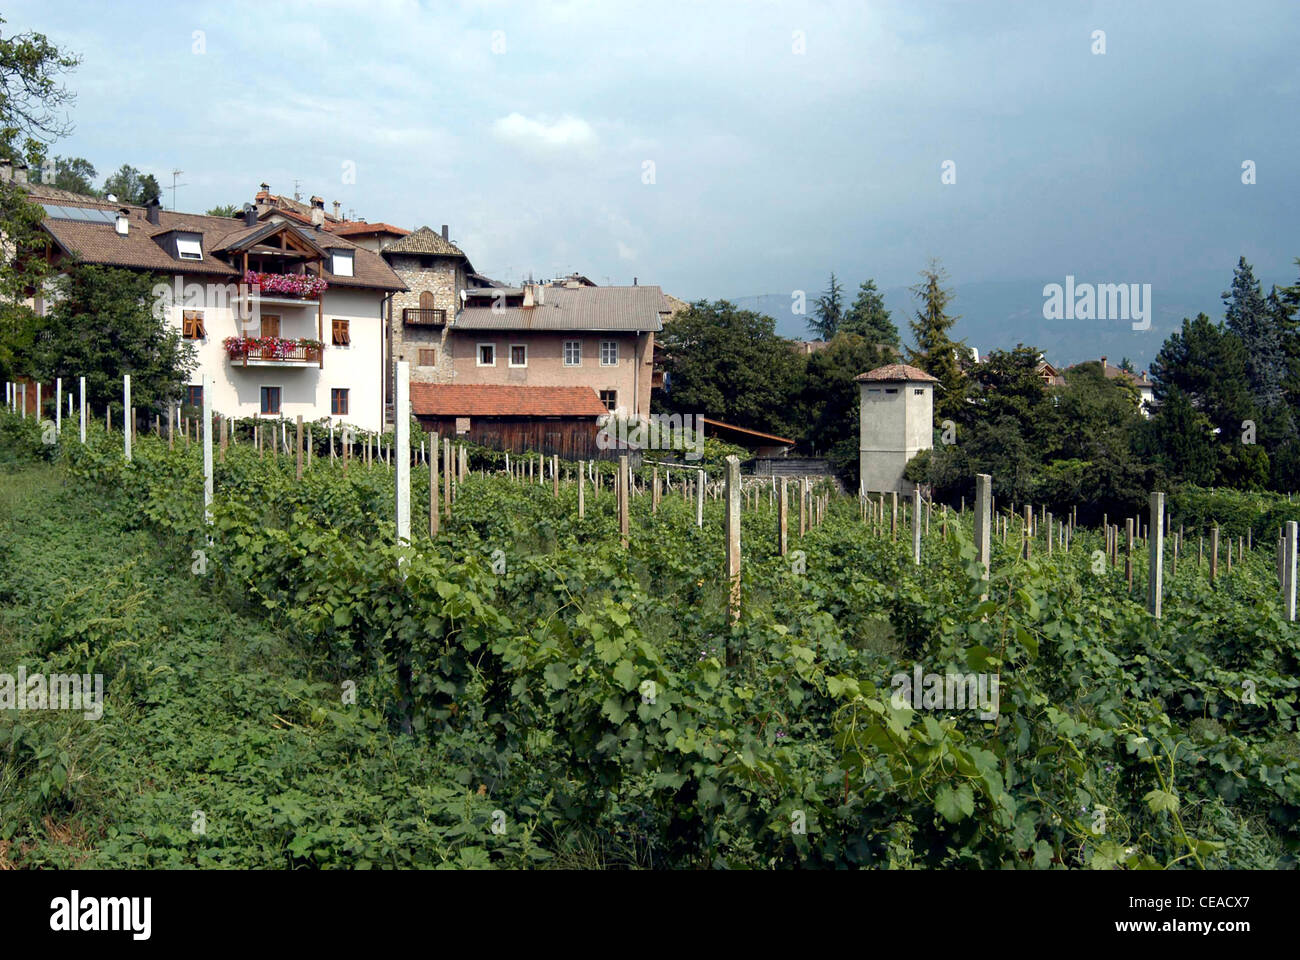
(854, 363, 939, 383)
(700, 417, 794, 446)
(329, 221, 410, 238)
(409, 384, 608, 418)
(381, 225, 466, 258)
(29, 187, 404, 291)
(455, 284, 668, 332)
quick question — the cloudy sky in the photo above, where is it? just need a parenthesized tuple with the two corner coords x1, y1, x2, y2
(8, 0, 1300, 355)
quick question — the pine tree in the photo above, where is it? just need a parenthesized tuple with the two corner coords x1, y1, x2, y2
(1223, 256, 1284, 409)
(841, 279, 900, 348)
(808, 273, 843, 340)
(905, 260, 967, 423)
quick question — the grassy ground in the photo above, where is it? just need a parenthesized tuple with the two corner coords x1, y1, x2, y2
(0, 462, 546, 868)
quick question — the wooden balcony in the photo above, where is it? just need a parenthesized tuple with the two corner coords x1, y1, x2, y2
(403, 307, 446, 326)
(225, 337, 324, 368)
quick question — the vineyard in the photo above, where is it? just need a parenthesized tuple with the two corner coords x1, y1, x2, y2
(1, 409, 1298, 869)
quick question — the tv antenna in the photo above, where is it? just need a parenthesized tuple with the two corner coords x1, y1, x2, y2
(169, 169, 187, 211)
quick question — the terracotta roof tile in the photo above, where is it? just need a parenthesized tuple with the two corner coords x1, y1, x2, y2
(854, 363, 939, 383)
(410, 384, 608, 418)
(35, 193, 403, 291)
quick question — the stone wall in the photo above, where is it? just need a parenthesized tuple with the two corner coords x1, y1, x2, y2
(389, 254, 462, 385)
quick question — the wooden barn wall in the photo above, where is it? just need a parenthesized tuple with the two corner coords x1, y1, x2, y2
(416, 416, 640, 463)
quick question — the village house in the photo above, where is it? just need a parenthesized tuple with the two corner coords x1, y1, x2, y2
(395, 260, 671, 454)
(19, 177, 404, 432)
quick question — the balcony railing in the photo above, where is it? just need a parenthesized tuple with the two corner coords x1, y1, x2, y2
(403, 307, 446, 325)
(223, 336, 324, 367)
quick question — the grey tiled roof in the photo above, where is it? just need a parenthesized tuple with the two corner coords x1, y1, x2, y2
(454, 285, 667, 332)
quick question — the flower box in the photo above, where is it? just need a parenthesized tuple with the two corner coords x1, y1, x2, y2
(244, 270, 328, 299)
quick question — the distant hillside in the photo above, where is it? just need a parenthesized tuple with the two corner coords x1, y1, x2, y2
(727, 277, 1236, 370)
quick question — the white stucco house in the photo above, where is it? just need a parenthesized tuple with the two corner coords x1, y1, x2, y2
(24, 181, 404, 432)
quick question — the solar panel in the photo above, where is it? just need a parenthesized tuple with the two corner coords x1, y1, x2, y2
(41, 203, 117, 223)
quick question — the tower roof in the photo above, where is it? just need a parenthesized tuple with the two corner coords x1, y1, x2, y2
(854, 363, 938, 383)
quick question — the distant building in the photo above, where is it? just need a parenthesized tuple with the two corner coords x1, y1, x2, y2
(855, 363, 938, 495)
(1063, 354, 1155, 416)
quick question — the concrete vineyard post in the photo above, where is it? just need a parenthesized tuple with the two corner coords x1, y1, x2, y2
(725, 455, 741, 630)
(618, 456, 630, 547)
(1148, 492, 1164, 618)
(394, 361, 410, 551)
(696, 469, 704, 528)
(1285, 521, 1298, 622)
(578, 460, 586, 519)
(1210, 525, 1219, 585)
(974, 474, 992, 597)
(1125, 519, 1134, 591)
(122, 375, 131, 461)
(778, 477, 788, 556)
(296, 416, 304, 481)
(79, 377, 86, 444)
(202, 375, 213, 527)
(912, 487, 922, 565)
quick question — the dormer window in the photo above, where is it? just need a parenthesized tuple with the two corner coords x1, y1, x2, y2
(176, 235, 203, 260)
(331, 251, 354, 277)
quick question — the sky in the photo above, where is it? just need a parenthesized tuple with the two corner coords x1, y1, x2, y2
(7, 0, 1300, 361)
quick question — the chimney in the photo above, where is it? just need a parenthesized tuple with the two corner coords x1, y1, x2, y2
(633, 277, 637, 286)
(13, 161, 27, 184)
(259, 182, 270, 192)
(311, 196, 324, 209)
(1100, 355, 1107, 368)
(0, 159, 11, 182)
(242, 203, 257, 227)
(333, 201, 341, 219)
(146, 198, 161, 225)
(115, 208, 130, 236)
(441, 224, 449, 241)
(311, 207, 325, 226)
(523, 284, 535, 308)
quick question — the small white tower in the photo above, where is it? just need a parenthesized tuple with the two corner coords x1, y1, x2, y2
(855, 363, 937, 496)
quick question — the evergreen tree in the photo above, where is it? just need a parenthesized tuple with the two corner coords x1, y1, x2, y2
(1223, 256, 1284, 409)
(808, 272, 843, 340)
(841, 278, 900, 348)
(905, 260, 966, 423)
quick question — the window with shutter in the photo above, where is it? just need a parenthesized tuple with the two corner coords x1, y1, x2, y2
(418, 348, 437, 366)
(182, 310, 206, 339)
(261, 315, 281, 338)
(332, 318, 350, 345)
